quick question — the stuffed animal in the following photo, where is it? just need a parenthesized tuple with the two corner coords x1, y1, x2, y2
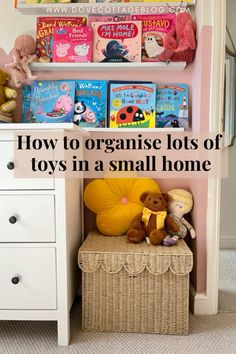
(5, 35, 38, 88)
(127, 191, 168, 245)
(0, 70, 17, 119)
(163, 189, 196, 246)
(157, 12, 197, 64)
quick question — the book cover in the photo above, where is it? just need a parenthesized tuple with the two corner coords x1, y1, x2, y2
(22, 85, 32, 123)
(131, 14, 176, 62)
(36, 17, 87, 60)
(74, 80, 107, 128)
(52, 26, 93, 63)
(109, 83, 156, 128)
(87, 14, 131, 26)
(156, 83, 189, 129)
(92, 21, 142, 63)
(30, 80, 75, 123)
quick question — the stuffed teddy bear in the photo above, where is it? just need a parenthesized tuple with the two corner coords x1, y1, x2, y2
(5, 34, 38, 88)
(0, 69, 17, 119)
(127, 191, 168, 245)
(157, 12, 197, 64)
(163, 189, 196, 246)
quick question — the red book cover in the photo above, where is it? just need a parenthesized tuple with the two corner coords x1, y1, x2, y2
(36, 16, 87, 61)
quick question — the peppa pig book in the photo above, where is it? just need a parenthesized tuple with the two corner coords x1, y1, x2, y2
(131, 14, 176, 62)
(92, 21, 142, 63)
(36, 17, 86, 61)
(74, 80, 107, 128)
(52, 26, 93, 63)
(30, 80, 76, 123)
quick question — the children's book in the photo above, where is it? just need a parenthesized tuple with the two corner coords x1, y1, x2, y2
(52, 26, 93, 63)
(74, 80, 107, 128)
(156, 83, 189, 129)
(92, 21, 142, 63)
(36, 17, 86, 60)
(109, 83, 156, 128)
(22, 85, 32, 123)
(131, 14, 176, 62)
(87, 14, 131, 26)
(30, 80, 76, 123)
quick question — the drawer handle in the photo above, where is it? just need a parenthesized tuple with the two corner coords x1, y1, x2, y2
(7, 162, 15, 170)
(9, 216, 17, 224)
(11, 277, 20, 285)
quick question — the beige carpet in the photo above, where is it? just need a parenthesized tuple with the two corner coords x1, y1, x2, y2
(218, 249, 236, 312)
(1, 250, 236, 354)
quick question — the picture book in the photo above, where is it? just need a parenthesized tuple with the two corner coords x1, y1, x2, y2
(156, 83, 189, 129)
(30, 80, 76, 123)
(52, 26, 93, 63)
(87, 14, 131, 26)
(22, 85, 32, 123)
(92, 21, 142, 63)
(36, 17, 86, 60)
(109, 83, 156, 128)
(74, 80, 107, 128)
(131, 14, 176, 62)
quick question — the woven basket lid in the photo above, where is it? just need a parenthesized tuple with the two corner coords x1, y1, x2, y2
(78, 230, 193, 276)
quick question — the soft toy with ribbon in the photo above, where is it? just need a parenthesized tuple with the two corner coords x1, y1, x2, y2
(127, 191, 169, 245)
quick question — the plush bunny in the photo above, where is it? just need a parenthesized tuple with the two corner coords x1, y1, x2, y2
(5, 35, 38, 88)
(163, 189, 196, 246)
(157, 12, 197, 64)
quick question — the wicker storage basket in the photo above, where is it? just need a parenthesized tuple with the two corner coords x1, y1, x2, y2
(78, 230, 193, 335)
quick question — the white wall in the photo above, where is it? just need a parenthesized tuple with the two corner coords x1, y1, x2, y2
(0, 2, 36, 53)
(220, 0, 236, 248)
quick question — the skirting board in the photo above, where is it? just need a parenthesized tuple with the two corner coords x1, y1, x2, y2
(190, 285, 208, 315)
(219, 235, 236, 249)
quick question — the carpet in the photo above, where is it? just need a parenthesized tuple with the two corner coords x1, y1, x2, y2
(218, 249, 236, 312)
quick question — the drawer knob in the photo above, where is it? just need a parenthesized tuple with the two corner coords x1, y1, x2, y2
(11, 277, 20, 285)
(7, 162, 15, 170)
(9, 216, 17, 224)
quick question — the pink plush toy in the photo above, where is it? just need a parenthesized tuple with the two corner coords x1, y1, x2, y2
(158, 12, 197, 64)
(5, 35, 38, 88)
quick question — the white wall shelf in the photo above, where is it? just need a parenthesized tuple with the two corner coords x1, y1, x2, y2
(17, 1, 196, 16)
(30, 61, 186, 72)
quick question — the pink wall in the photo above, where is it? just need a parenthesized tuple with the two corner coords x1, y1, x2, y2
(0, 26, 212, 294)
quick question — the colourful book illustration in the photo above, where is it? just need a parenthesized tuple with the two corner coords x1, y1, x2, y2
(52, 26, 93, 63)
(109, 83, 156, 128)
(22, 85, 32, 123)
(156, 83, 189, 129)
(36, 17, 86, 60)
(92, 21, 142, 63)
(30, 80, 75, 123)
(131, 14, 176, 62)
(87, 14, 131, 26)
(74, 80, 107, 128)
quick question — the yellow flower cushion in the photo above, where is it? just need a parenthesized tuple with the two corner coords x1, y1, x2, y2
(84, 178, 160, 236)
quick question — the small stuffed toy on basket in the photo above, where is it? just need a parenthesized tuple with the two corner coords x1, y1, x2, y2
(163, 189, 196, 247)
(5, 34, 38, 88)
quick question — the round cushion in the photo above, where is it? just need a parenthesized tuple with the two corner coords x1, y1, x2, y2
(84, 178, 160, 236)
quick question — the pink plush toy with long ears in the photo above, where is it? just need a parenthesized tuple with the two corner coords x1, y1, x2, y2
(158, 12, 197, 64)
(5, 34, 38, 88)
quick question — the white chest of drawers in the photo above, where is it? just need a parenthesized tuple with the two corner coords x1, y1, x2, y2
(0, 124, 83, 346)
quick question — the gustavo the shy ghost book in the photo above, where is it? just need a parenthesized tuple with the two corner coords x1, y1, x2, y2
(92, 21, 142, 62)
(30, 80, 75, 123)
(52, 26, 93, 63)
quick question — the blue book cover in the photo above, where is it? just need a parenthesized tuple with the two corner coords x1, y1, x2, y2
(109, 83, 156, 128)
(74, 80, 107, 128)
(156, 83, 189, 129)
(30, 80, 75, 123)
(22, 85, 32, 123)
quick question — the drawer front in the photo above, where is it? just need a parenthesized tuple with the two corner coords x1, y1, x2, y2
(0, 141, 54, 190)
(0, 195, 55, 243)
(0, 248, 57, 310)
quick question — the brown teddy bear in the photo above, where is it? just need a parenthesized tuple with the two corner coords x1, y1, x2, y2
(127, 191, 169, 245)
(0, 69, 17, 120)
